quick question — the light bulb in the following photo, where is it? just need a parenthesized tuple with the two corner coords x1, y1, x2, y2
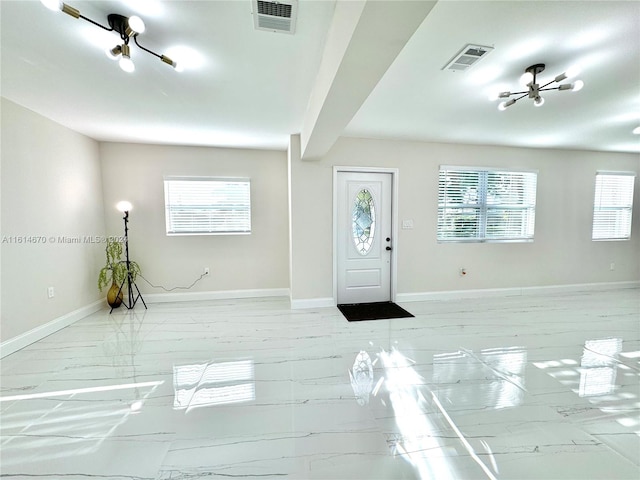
(116, 201, 132, 213)
(565, 66, 581, 79)
(119, 56, 135, 72)
(571, 80, 584, 92)
(127, 15, 146, 35)
(534, 96, 545, 107)
(519, 71, 533, 87)
(498, 99, 516, 110)
(40, 0, 62, 11)
(118, 44, 134, 72)
(633, 126, 640, 135)
(498, 99, 516, 111)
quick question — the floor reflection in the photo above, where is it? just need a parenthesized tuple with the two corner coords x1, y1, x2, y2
(349, 350, 374, 406)
(0, 380, 163, 466)
(579, 338, 623, 397)
(103, 310, 147, 379)
(534, 338, 640, 437)
(348, 346, 520, 479)
(379, 348, 467, 480)
(433, 346, 527, 410)
(173, 359, 255, 412)
(0, 311, 162, 466)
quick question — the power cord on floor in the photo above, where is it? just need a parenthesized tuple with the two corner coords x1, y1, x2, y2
(138, 272, 207, 292)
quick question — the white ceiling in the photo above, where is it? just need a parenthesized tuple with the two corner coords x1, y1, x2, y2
(2, 0, 639, 154)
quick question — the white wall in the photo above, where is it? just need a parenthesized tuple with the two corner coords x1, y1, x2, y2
(1, 98, 105, 341)
(2, 99, 638, 342)
(290, 136, 640, 302)
(99, 143, 289, 296)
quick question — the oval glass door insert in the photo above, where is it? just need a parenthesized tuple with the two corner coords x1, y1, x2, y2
(352, 188, 376, 255)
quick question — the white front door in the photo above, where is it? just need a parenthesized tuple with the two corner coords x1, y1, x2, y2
(337, 171, 393, 304)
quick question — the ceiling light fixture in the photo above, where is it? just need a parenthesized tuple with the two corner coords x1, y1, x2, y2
(493, 64, 583, 111)
(40, 0, 179, 73)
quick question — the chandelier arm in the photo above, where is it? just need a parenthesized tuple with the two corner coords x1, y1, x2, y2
(510, 90, 529, 96)
(78, 14, 113, 32)
(539, 86, 561, 92)
(513, 92, 528, 102)
(539, 79, 557, 89)
(133, 35, 162, 59)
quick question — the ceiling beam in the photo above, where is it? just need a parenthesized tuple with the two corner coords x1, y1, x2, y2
(299, 0, 438, 160)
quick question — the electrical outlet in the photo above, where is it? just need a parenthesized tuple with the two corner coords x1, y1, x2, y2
(204, 267, 210, 276)
(48, 287, 55, 298)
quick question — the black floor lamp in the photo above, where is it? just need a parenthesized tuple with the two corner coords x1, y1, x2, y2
(111, 201, 147, 314)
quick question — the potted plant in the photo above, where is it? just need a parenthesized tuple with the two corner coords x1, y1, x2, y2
(98, 239, 141, 307)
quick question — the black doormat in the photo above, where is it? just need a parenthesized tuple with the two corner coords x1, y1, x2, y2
(337, 301, 414, 322)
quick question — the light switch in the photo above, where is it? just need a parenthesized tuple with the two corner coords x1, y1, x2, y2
(402, 219, 414, 229)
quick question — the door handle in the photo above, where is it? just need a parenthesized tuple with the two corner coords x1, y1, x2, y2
(386, 246, 392, 251)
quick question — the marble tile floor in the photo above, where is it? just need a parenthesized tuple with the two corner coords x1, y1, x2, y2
(1, 288, 639, 479)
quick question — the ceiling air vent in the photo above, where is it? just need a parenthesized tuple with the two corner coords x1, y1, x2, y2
(443, 44, 494, 72)
(252, 0, 298, 34)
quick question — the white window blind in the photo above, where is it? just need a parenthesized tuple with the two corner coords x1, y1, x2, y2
(592, 172, 635, 241)
(438, 167, 537, 242)
(164, 177, 251, 235)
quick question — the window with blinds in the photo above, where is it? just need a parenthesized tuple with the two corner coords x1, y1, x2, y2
(592, 172, 635, 241)
(164, 177, 251, 235)
(438, 166, 537, 242)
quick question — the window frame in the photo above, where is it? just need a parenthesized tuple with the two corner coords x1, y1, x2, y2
(437, 165, 538, 243)
(591, 171, 636, 241)
(164, 176, 252, 236)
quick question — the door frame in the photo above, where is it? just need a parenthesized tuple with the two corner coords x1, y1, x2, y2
(333, 166, 399, 305)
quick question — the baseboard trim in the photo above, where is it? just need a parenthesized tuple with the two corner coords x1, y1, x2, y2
(290, 297, 335, 309)
(143, 288, 290, 304)
(0, 299, 104, 359)
(396, 281, 640, 303)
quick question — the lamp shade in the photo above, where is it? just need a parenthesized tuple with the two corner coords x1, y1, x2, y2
(116, 201, 132, 212)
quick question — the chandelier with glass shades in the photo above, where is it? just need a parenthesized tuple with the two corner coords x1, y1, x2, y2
(491, 63, 584, 110)
(40, 0, 180, 73)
